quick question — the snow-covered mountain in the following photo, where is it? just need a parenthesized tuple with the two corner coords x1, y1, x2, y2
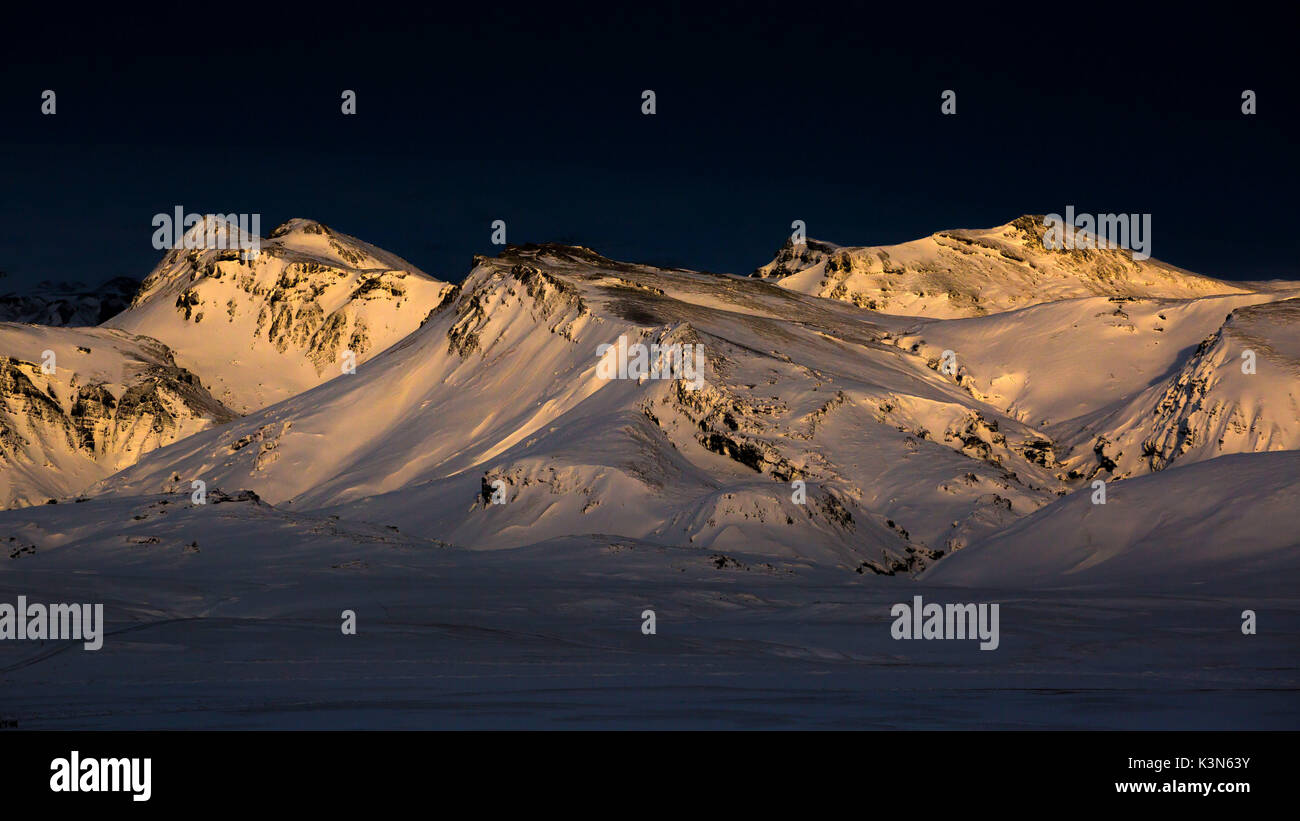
(0, 323, 236, 508)
(95, 244, 1080, 570)
(880, 291, 1300, 481)
(0, 276, 140, 326)
(88, 234, 1299, 581)
(0, 218, 1292, 584)
(105, 217, 454, 413)
(753, 216, 1254, 318)
(0, 218, 457, 508)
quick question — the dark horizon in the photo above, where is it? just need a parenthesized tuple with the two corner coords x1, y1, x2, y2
(2, 3, 1296, 291)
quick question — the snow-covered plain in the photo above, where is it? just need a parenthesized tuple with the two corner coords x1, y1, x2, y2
(1, 218, 1296, 729)
(1, 492, 1295, 729)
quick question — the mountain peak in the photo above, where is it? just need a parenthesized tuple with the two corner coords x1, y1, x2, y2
(172, 214, 260, 250)
(105, 219, 452, 413)
(268, 218, 330, 239)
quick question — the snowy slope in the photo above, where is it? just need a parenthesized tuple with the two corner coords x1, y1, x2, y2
(1051, 297, 1300, 480)
(754, 216, 1253, 318)
(885, 292, 1286, 428)
(95, 244, 1083, 570)
(105, 217, 453, 413)
(924, 451, 1300, 587)
(0, 323, 236, 508)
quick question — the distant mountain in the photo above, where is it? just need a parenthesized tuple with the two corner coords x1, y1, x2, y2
(752, 216, 1253, 318)
(104, 217, 454, 413)
(0, 276, 140, 326)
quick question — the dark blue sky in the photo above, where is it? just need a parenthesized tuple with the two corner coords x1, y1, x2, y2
(1, 3, 1295, 291)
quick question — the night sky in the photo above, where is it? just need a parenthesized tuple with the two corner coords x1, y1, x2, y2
(1, 3, 1295, 292)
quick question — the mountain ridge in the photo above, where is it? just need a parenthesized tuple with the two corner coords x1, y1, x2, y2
(2, 218, 1295, 589)
(753, 215, 1257, 319)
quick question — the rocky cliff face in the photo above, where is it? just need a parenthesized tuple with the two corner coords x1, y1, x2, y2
(106, 217, 453, 412)
(0, 324, 237, 508)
